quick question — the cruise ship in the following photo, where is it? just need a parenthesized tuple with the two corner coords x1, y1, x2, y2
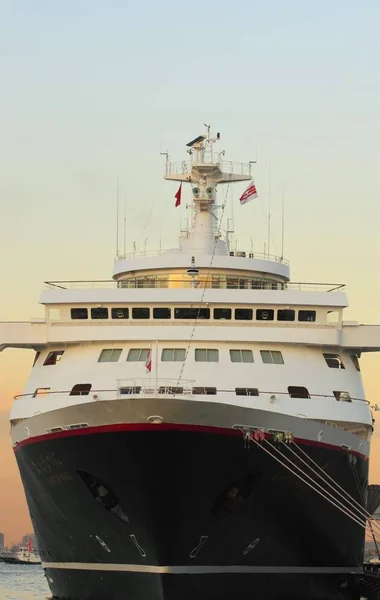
(1, 127, 380, 600)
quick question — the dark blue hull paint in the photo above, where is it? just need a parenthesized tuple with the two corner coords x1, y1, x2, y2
(14, 425, 367, 599)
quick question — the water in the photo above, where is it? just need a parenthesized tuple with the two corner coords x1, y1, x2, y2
(0, 562, 50, 600)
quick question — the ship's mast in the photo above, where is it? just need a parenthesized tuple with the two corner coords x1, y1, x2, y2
(164, 126, 253, 255)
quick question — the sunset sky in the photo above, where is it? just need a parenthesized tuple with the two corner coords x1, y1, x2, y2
(1, 0, 380, 545)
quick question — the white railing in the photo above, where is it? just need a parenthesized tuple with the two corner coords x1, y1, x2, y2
(164, 159, 252, 178)
(44, 279, 344, 292)
(116, 378, 195, 397)
(13, 388, 369, 405)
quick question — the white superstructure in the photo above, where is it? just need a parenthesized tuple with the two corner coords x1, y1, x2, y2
(2, 127, 380, 455)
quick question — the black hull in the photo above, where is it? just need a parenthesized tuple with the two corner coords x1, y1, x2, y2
(14, 423, 368, 599)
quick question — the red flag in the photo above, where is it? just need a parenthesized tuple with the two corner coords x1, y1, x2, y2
(175, 183, 182, 207)
(145, 348, 152, 373)
(239, 180, 258, 205)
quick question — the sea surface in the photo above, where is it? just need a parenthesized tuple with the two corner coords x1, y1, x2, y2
(0, 562, 50, 600)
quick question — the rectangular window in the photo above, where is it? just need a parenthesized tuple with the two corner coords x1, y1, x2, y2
(298, 310, 316, 322)
(235, 387, 259, 396)
(235, 308, 253, 320)
(158, 386, 184, 394)
(33, 387, 50, 397)
(211, 275, 224, 288)
(350, 354, 361, 372)
(127, 348, 149, 362)
(195, 349, 219, 362)
(192, 387, 217, 395)
(153, 307, 171, 319)
(111, 308, 129, 319)
(256, 309, 274, 321)
(43, 351, 64, 366)
(132, 307, 150, 319)
(260, 350, 284, 364)
(214, 308, 232, 320)
(174, 307, 210, 319)
(333, 391, 352, 402)
(323, 353, 345, 369)
(71, 308, 88, 320)
(277, 309, 295, 321)
(288, 386, 310, 399)
(161, 348, 186, 361)
(70, 383, 92, 396)
(91, 307, 108, 319)
(229, 349, 254, 363)
(226, 277, 239, 289)
(98, 349, 122, 363)
(119, 386, 141, 395)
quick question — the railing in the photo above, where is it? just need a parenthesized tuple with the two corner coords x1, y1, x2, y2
(114, 248, 289, 263)
(13, 388, 369, 405)
(116, 378, 194, 397)
(164, 159, 252, 178)
(44, 278, 345, 293)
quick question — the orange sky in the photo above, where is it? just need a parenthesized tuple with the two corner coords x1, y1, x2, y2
(0, 349, 380, 546)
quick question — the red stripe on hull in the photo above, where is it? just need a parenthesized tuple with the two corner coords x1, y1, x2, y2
(13, 421, 368, 459)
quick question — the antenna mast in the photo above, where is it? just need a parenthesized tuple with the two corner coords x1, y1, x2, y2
(123, 192, 127, 257)
(116, 179, 120, 257)
(267, 157, 271, 257)
(281, 189, 285, 259)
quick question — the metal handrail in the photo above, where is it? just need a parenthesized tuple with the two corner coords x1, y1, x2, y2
(44, 279, 345, 292)
(113, 248, 290, 263)
(13, 388, 370, 404)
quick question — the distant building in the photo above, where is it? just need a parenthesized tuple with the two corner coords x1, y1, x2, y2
(21, 533, 37, 548)
(0, 532, 4, 549)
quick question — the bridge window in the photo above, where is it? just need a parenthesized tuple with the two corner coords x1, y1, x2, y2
(260, 350, 284, 364)
(174, 307, 210, 319)
(235, 308, 253, 320)
(256, 309, 274, 321)
(192, 387, 217, 395)
(298, 310, 316, 322)
(43, 351, 64, 366)
(132, 308, 150, 319)
(235, 388, 259, 396)
(214, 308, 232, 320)
(153, 307, 171, 319)
(350, 354, 361, 372)
(111, 308, 129, 319)
(323, 353, 345, 369)
(33, 387, 50, 397)
(161, 348, 186, 361)
(71, 308, 88, 319)
(288, 386, 310, 399)
(98, 349, 122, 363)
(127, 348, 149, 362)
(333, 390, 352, 402)
(277, 309, 295, 321)
(229, 349, 254, 363)
(91, 307, 108, 319)
(195, 349, 219, 362)
(70, 384, 92, 396)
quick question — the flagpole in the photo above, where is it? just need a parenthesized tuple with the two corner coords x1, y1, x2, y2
(155, 339, 158, 393)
